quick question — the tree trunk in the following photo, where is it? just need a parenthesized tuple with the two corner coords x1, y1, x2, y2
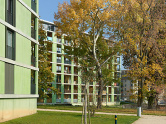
(84, 83, 87, 124)
(137, 78, 143, 107)
(148, 96, 155, 109)
(82, 101, 84, 124)
(97, 69, 103, 109)
(87, 83, 91, 124)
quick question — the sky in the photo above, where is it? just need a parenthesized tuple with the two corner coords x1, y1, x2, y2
(39, 0, 70, 22)
(39, 0, 125, 70)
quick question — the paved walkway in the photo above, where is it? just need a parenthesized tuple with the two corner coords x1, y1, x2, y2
(132, 115, 166, 124)
(38, 109, 166, 124)
(37, 108, 136, 116)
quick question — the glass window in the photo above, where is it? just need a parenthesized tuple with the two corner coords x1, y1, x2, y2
(6, 29, 15, 60)
(7, 0, 14, 25)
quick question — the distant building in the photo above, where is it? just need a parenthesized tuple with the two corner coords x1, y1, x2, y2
(38, 19, 121, 106)
(121, 70, 138, 101)
(0, 0, 39, 122)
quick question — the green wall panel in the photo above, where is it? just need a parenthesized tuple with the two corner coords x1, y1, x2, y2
(14, 66, 30, 94)
(16, 1, 31, 36)
(0, 61, 5, 94)
(16, 33, 31, 65)
(0, 0, 5, 20)
(0, 24, 5, 57)
(22, 0, 31, 7)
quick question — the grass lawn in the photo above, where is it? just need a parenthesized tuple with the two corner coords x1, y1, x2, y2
(37, 105, 166, 116)
(2, 111, 139, 124)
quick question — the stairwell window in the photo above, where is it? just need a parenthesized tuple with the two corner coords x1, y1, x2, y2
(6, 29, 15, 60)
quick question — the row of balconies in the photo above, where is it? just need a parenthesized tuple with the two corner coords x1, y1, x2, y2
(56, 99, 78, 103)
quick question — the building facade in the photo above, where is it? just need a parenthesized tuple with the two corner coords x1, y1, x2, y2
(0, 0, 39, 122)
(38, 19, 121, 106)
(121, 70, 138, 101)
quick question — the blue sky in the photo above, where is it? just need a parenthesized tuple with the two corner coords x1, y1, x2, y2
(39, 0, 70, 22)
(39, 0, 125, 70)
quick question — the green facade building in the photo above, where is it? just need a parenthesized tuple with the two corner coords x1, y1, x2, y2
(0, 0, 39, 122)
(38, 19, 121, 106)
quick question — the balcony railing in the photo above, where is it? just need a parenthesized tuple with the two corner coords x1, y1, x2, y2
(7, 10, 13, 25)
(57, 59, 61, 63)
(56, 99, 61, 103)
(64, 80, 71, 84)
(31, 55, 36, 67)
(64, 70, 71, 74)
(64, 99, 71, 103)
(64, 60, 71, 64)
(31, 0, 36, 12)
(31, 27, 36, 39)
(73, 99, 78, 103)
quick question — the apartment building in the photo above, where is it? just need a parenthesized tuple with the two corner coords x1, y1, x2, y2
(0, 0, 39, 122)
(121, 70, 138, 101)
(38, 19, 121, 106)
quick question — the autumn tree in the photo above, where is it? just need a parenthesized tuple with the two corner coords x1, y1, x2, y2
(118, 0, 166, 111)
(54, 0, 121, 109)
(38, 21, 57, 100)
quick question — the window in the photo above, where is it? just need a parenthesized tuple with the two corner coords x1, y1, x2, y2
(5, 63, 14, 94)
(6, 29, 15, 60)
(31, 42, 36, 66)
(31, 0, 36, 12)
(31, 70, 36, 94)
(6, 0, 15, 25)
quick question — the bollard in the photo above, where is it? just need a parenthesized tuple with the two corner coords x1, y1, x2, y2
(137, 107, 141, 117)
(115, 115, 117, 124)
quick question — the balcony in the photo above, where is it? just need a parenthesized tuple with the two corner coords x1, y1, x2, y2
(57, 50, 61, 53)
(7, 10, 13, 25)
(56, 70, 61, 73)
(64, 60, 71, 64)
(57, 39, 61, 43)
(31, 0, 36, 12)
(31, 27, 36, 39)
(31, 55, 36, 67)
(73, 99, 78, 103)
(64, 99, 71, 103)
(64, 89, 71, 93)
(74, 90, 78, 93)
(74, 81, 78, 84)
(64, 70, 71, 74)
(114, 59, 120, 64)
(102, 90, 107, 94)
(47, 36, 53, 41)
(57, 59, 61, 63)
(65, 80, 71, 84)
(56, 99, 61, 103)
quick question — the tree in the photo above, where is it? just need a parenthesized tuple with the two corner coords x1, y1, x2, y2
(118, 0, 166, 110)
(54, 0, 121, 109)
(38, 21, 57, 99)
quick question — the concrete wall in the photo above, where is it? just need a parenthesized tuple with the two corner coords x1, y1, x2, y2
(0, 98, 37, 123)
